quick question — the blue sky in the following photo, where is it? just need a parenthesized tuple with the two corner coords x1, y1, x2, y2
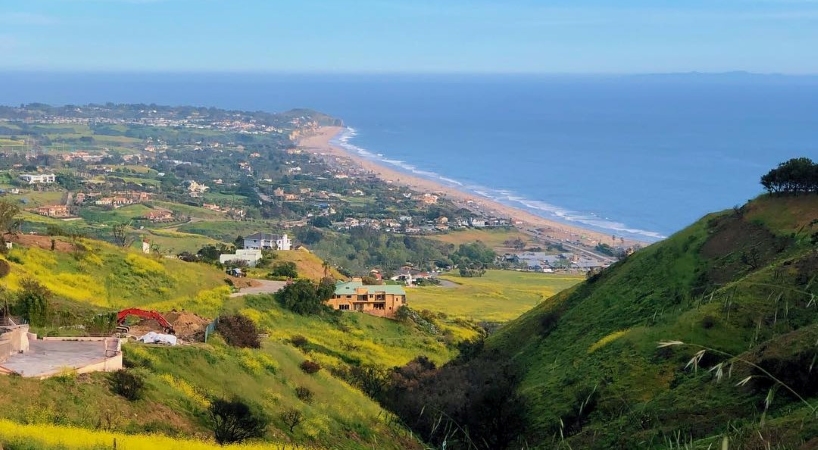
(1, 0, 817, 73)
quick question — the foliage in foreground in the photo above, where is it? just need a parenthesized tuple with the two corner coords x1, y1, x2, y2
(0, 418, 307, 450)
(209, 397, 269, 445)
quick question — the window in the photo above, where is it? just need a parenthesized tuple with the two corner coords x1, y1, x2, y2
(339, 304, 350, 310)
(374, 303, 385, 310)
(346, 295, 352, 299)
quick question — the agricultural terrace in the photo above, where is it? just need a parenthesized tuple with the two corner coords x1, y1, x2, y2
(408, 270, 584, 322)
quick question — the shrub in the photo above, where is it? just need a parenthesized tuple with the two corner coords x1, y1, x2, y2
(216, 314, 261, 349)
(209, 397, 268, 445)
(269, 261, 298, 278)
(300, 360, 321, 374)
(109, 369, 146, 401)
(0, 259, 9, 278)
(290, 334, 309, 349)
(702, 315, 717, 329)
(295, 386, 313, 404)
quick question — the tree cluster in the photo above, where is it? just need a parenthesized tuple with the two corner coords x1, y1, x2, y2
(761, 157, 818, 194)
(274, 278, 335, 315)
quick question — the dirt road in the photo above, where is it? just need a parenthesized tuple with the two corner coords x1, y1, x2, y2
(229, 280, 288, 297)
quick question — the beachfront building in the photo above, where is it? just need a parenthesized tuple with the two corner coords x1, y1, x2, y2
(244, 233, 292, 251)
(327, 279, 406, 319)
(19, 173, 55, 184)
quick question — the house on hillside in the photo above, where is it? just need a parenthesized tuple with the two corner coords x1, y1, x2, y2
(244, 233, 291, 251)
(327, 279, 406, 318)
(144, 209, 174, 223)
(219, 249, 263, 267)
(33, 205, 69, 218)
(19, 173, 55, 184)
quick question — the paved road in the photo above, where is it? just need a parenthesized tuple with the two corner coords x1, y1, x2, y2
(229, 280, 288, 297)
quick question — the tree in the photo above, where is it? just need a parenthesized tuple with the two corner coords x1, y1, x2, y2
(274, 279, 333, 315)
(233, 235, 244, 250)
(209, 397, 268, 445)
(111, 222, 134, 248)
(14, 278, 52, 327)
(279, 408, 304, 433)
(760, 157, 818, 195)
(0, 200, 21, 250)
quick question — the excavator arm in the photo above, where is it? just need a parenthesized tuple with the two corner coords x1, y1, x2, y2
(116, 308, 175, 334)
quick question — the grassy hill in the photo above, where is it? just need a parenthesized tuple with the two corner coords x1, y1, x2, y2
(0, 234, 475, 449)
(481, 195, 818, 448)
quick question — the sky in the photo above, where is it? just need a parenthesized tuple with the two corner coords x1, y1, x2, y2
(0, 0, 817, 73)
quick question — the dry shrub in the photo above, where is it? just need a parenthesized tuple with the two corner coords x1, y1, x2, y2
(216, 314, 261, 348)
(295, 386, 313, 404)
(299, 360, 321, 374)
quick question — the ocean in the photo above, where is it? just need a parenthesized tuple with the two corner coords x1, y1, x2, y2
(1, 73, 817, 241)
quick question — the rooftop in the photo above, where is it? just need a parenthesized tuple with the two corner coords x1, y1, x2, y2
(334, 280, 406, 296)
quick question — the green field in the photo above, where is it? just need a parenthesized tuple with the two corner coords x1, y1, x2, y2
(408, 270, 584, 322)
(429, 228, 537, 252)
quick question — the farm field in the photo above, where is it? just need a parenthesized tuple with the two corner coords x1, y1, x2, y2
(408, 270, 584, 322)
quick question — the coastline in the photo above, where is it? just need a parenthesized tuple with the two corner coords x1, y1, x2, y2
(298, 126, 648, 249)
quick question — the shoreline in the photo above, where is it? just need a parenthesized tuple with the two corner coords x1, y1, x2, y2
(298, 126, 649, 250)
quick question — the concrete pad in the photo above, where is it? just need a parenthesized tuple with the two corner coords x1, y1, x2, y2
(0, 340, 118, 378)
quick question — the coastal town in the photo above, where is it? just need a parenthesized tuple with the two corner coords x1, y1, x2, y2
(0, 103, 628, 278)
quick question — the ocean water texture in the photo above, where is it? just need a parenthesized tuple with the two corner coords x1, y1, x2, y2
(1, 73, 817, 241)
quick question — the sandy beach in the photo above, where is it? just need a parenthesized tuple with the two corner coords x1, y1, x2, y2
(298, 126, 646, 249)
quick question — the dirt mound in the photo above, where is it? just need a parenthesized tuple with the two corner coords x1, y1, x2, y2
(165, 311, 210, 340)
(227, 276, 260, 289)
(9, 234, 74, 252)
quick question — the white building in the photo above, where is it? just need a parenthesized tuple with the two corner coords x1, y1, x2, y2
(19, 173, 55, 184)
(244, 233, 291, 251)
(219, 249, 264, 266)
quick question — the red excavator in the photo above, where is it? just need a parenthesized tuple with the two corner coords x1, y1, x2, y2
(116, 308, 175, 335)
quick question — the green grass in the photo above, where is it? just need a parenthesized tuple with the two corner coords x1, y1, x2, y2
(133, 228, 221, 254)
(78, 204, 153, 223)
(409, 270, 584, 322)
(176, 220, 275, 242)
(429, 228, 536, 251)
(478, 195, 818, 448)
(151, 201, 226, 221)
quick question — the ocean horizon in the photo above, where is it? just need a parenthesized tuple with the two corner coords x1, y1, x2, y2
(1, 72, 817, 242)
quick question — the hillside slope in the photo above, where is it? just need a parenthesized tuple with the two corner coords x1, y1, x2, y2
(0, 235, 470, 449)
(487, 195, 818, 448)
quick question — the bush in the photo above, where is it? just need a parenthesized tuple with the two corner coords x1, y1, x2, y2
(209, 397, 268, 445)
(216, 314, 261, 349)
(300, 360, 322, 374)
(295, 386, 313, 404)
(290, 334, 309, 349)
(269, 261, 298, 278)
(109, 369, 146, 401)
(0, 259, 9, 278)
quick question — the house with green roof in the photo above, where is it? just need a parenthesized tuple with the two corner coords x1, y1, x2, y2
(327, 279, 407, 318)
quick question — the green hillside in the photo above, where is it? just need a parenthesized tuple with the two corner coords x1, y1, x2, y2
(0, 235, 474, 449)
(484, 194, 818, 448)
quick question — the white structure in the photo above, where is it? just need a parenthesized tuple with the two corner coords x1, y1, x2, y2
(244, 233, 291, 251)
(19, 173, 55, 184)
(219, 249, 264, 266)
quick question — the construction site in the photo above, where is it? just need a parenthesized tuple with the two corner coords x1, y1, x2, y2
(0, 309, 212, 379)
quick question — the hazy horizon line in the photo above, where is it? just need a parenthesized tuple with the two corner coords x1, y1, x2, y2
(0, 70, 817, 77)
